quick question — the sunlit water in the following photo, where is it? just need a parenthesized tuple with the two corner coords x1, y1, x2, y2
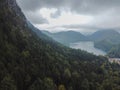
(70, 41, 106, 55)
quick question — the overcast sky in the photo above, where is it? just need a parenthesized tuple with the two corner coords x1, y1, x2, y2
(16, 0, 120, 34)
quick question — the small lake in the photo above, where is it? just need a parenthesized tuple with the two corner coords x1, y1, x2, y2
(70, 41, 106, 55)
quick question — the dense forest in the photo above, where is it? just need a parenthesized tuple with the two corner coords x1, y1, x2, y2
(108, 44, 120, 58)
(0, 0, 120, 90)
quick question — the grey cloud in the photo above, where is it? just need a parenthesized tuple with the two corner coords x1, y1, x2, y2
(29, 16, 48, 24)
(46, 24, 101, 34)
(16, 0, 66, 11)
(24, 11, 48, 24)
(46, 24, 101, 31)
(17, 0, 120, 15)
(16, 0, 120, 32)
(61, 25, 107, 34)
(62, 24, 120, 31)
(62, 24, 101, 30)
(48, 24, 120, 34)
(70, 0, 120, 14)
(50, 9, 61, 18)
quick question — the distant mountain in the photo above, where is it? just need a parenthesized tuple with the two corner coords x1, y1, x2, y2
(89, 30, 120, 44)
(94, 40, 114, 52)
(89, 30, 120, 53)
(42, 30, 88, 45)
(42, 30, 120, 56)
(2, 0, 120, 90)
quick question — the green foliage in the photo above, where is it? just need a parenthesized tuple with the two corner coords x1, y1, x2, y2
(58, 84, 66, 90)
(0, 0, 120, 90)
(94, 40, 114, 52)
(0, 74, 17, 90)
(21, 50, 30, 58)
(108, 44, 120, 58)
(81, 79, 89, 90)
(43, 77, 56, 90)
(64, 68, 71, 78)
(90, 30, 120, 57)
(94, 41, 120, 58)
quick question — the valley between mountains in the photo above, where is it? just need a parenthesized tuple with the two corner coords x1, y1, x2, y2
(0, 0, 120, 90)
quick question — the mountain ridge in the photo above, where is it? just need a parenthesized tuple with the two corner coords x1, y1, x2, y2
(42, 30, 88, 45)
(42, 30, 120, 55)
(90, 30, 120, 53)
(89, 29, 120, 43)
(0, 0, 120, 89)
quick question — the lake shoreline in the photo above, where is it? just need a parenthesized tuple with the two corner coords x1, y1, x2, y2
(70, 41, 106, 56)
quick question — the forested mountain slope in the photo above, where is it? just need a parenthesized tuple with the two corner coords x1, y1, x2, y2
(108, 44, 120, 58)
(0, 0, 120, 90)
(89, 30, 120, 53)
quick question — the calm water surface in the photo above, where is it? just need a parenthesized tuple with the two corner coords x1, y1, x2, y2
(70, 41, 106, 55)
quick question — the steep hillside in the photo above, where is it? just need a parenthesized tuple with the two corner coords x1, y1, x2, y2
(42, 30, 53, 37)
(27, 22, 55, 42)
(108, 44, 120, 58)
(42, 30, 88, 45)
(89, 30, 120, 53)
(0, 0, 120, 90)
(94, 40, 114, 52)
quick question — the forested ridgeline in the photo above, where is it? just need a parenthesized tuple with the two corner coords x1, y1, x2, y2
(0, 0, 120, 90)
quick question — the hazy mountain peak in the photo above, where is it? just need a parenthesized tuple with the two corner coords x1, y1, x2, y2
(89, 29, 120, 41)
(42, 30, 89, 45)
(94, 29, 119, 34)
(1, 0, 120, 89)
